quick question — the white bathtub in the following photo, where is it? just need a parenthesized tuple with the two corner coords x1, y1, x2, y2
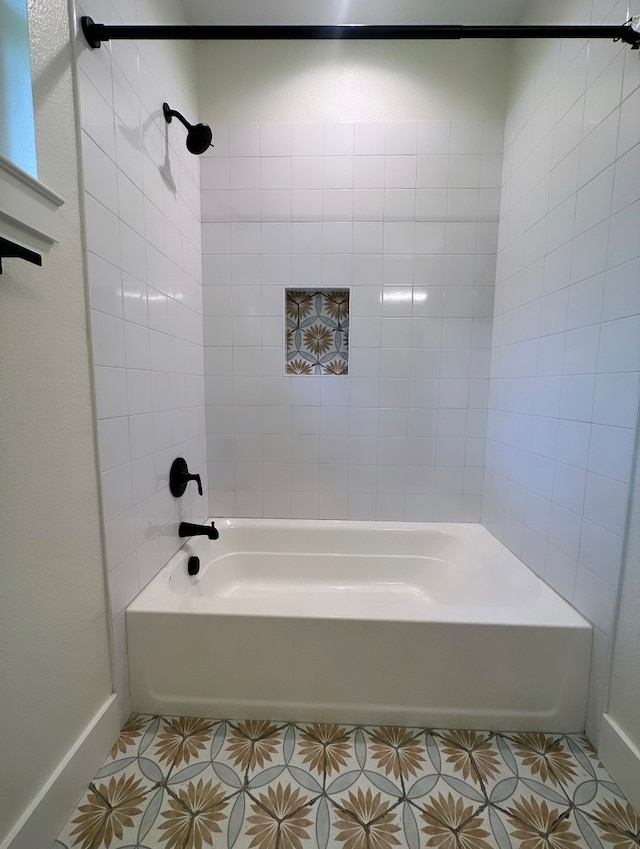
(126, 519, 592, 731)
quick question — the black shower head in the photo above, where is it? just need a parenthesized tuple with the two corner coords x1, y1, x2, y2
(162, 102, 213, 155)
(186, 122, 213, 155)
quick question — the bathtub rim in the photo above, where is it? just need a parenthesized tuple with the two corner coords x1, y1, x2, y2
(128, 518, 592, 631)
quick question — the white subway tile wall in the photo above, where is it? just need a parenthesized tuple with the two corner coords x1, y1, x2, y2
(76, 0, 207, 720)
(202, 120, 503, 524)
(483, 1, 640, 744)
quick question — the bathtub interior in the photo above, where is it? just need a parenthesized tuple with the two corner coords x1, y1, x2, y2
(159, 520, 588, 624)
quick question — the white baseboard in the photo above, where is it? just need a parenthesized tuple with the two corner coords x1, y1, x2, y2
(599, 712, 640, 813)
(1, 694, 119, 849)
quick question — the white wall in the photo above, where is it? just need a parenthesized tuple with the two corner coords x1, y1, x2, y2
(197, 41, 508, 123)
(0, 0, 113, 843)
(197, 42, 507, 521)
(75, 0, 206, 719)
(600, 429, 640, 809)
(610, 487, 640, 741)
(484, 0, 640, 743)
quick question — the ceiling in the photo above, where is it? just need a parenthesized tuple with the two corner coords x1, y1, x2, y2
(179, 0, 531, 26)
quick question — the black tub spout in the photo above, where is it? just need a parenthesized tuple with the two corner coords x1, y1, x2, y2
(179, 521, 219, 540)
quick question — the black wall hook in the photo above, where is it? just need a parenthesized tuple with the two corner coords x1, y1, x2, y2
(0, 236, 42, 275)
(170, 457, 203, 497)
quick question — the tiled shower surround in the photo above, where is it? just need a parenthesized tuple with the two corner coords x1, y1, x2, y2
(55, 714, 640, 849)
(74, 0, 639, 781)
(482, 3, 640, 743)
(76, 0, 207, 719)
(202, 120, 502, 522)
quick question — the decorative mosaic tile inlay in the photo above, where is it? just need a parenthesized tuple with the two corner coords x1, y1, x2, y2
(286, 289, 349, 375)
(55, 714, 640, 849)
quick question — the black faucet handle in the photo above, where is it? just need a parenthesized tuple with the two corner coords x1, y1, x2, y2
(170, 457, 203, 498)
(188, 473, 203, 496)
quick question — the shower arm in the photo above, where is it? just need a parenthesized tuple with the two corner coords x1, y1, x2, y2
(81, 17, 640, 50)
(162, 103, 192, 131)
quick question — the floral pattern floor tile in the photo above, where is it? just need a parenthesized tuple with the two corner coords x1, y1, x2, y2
(286, 289, 349, 375)
(54, 715, 640, 849)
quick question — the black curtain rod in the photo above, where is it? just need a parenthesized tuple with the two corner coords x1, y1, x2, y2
(81, 17, 640, 49)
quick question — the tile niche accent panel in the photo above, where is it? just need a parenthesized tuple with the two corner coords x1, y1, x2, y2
(286, 289, 350, 375)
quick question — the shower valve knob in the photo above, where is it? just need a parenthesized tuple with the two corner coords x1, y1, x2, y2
(170, 457, 203, 498)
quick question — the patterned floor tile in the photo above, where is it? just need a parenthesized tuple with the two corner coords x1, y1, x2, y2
(414, 791, 494, 849)
(487, 796, 586, 848)
(502, 733, 595, 798)
(219, 719, 287, 780)
(55, 716, 640, 849)
(582, 795, 640, 849)
(143, 777, 239, 849)
(287, 722, 362, 786)
(433, 729, 514, 799)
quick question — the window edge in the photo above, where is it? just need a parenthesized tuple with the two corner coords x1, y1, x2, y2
(0, 153, 65, 246)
